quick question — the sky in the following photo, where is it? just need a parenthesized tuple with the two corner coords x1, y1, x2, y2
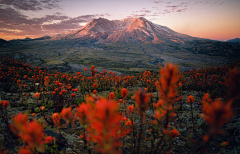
(0, 0, 239, 41)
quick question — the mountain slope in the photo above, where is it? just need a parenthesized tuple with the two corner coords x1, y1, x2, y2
(51, 17, 196, 44)
(0, 38, 7, 47)
(226, 38, 240, 43)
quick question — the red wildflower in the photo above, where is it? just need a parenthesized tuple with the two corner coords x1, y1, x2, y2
(109, 92, 115, 100)
(121, 88, 128, 99)
(75, 103, 90, 128)
(119, 99, 123, 104)
(34, 92, 40, 98)
(2, 100, 9, 108)
(92, 83, 98, 89)
(187, 95, 195, 103)
(155, 63, 183, 127)
(60, 107, 73, 126)
(44, 136, 55, 144)
(154, 108, 167, 121)
(71, 93, 76, 97)
(168, 128, 179, 138)
(44, 76, 50, 86)
(18, 147, 32, 154)
(125, 119, 133, 126)
(93, 90, 97, 94)
(127, 105, 134, 115)
(52, 113, 61, 127)
(13, 113, 28, 131)
(199, 94, 233, 135)
(133, 90, 151, 118)
(88, 98, 129, 153)
(20, 120, 45, 152)
(17, 79, 21, 85)
(221, 141, 228, 146)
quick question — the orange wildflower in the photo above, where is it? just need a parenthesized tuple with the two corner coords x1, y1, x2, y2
(187, 95, 195, 103)
(221, 141, 228, 146)
(203, 135, 209, 142)
(71, 93, 76, 97)
(88, 98, 129, 153)
(119, 99, 123, 104)
(133, 90, 151, 119)
(125, 119, 134, 126)
(21, 120, 45, 152)
(92, 83, 98, 89)
(44, 136, 55, 144)
(199, 93, 233, 135)
(2, 100, 9, 108)
(109, 92, 115, 100)
(127, 105, 134, 115)
(154, 108, 167, 121)
(155, 63, 183, 127)
(52, 113, 61, 127)
(17, 79, 21, 85)
(60, 107, 74, 126)
(121, 88, 128, 99)
(34, 92, 40, 98)
(44, 76, 50, 86)
(168, 128, 179, 138)
(18, 147, 32, 154)
(13, 113, 28, 131)
(75, 103, 90, 128)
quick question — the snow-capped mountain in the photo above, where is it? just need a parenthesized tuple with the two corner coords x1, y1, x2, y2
(51, 17, 195, 44)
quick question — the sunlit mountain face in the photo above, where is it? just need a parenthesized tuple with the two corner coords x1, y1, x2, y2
(51, 17, 197, 44)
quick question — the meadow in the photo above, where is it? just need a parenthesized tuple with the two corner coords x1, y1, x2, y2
(0, 56, 239, 154)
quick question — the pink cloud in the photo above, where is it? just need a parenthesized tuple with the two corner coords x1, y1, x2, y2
(0, 7, 110, 38)
(0, 0, 61, 11)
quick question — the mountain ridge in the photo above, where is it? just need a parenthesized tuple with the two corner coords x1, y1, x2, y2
(51, 17, 197, 44)
(226, 38, 240, 43)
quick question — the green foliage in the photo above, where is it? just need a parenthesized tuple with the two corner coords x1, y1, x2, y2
(74, 97, 85, 105)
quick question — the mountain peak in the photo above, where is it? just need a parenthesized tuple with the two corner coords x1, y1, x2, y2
(51, 17, 193, 44)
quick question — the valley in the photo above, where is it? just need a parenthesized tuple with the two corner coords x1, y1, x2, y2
(0, 38, 236, 75)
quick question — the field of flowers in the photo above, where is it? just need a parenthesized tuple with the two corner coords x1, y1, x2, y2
(0, 56, 239, 154)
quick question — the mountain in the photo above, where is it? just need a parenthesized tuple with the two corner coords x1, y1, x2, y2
(51, 17, 196, 44)
(0, 38, 7, 47)
(226, 38, 240, 43)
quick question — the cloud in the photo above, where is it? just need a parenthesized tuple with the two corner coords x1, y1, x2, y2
(219, 2, 223, 5)
(153, 0, 162, 3)
(0, 0, 61, 11)
(176, 8, 187, 12)
(166, 5, 178, 8)
(130, 13, 147, 17)
(0, 6, 109, 38)
(139, 10, 151, 13)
